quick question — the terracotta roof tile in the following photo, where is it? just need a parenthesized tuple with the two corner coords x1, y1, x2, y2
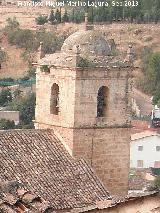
(131, 130, 159, 141)
(129, 171, 152, 190)
(0, 129, 110, 210)
(71, 191, 160, 213)
(0, 180, 54, 213)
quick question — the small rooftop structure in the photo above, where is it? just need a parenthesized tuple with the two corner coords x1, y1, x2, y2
(61, 30, 111, 57)
(38, 24, 134, 69)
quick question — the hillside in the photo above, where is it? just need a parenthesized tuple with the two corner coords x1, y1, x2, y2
(1, 5, 160, 80)
(0, 34, 28, 79)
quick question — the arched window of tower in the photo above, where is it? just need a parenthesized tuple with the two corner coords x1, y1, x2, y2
(97, 86, 109, 117)
(50, 83, 59, 115)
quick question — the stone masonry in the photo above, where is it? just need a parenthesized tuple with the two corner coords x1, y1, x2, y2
(35, 24, 133, 196)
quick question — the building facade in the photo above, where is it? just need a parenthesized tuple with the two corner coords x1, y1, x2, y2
(35, 24, 133, 195)
(131, 131, 160, 168)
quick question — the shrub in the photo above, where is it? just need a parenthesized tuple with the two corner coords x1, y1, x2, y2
(0, 49, 8, 64)
(0, 78, 14, 82)
(27, 66, 36, 78)
(35, 15, 48, 25)
(4, 17, 19, 33)
(154, 176, 160, 189)
(7, 29, 35, 50)
(6, 28, 64, 63)
(78, 58, 95, 68)
(35, 31, 64, 54)
(41, 65, 50, 72)
(0, 119, 15, 130)
(7, 92, 36, 127)
(0, 88, 12, 107)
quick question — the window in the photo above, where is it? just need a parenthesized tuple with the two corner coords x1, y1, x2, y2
(156, 146, 160, 151)
(97, 86, 109, 117)
(138, 146, 143, 151)
(137, 160, 143, 168)
(50, 83, 59, 115)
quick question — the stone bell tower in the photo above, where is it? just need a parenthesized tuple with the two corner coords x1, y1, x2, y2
(35, 25, 133, 196)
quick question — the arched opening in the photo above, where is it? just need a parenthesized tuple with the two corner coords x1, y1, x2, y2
(97, 86, 109, 117)
(50, 83, 59, 115)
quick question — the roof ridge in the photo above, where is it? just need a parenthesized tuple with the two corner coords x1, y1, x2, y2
(0, 129, 53, 133)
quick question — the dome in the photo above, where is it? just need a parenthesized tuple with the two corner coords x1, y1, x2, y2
(61, 30, 111, 56)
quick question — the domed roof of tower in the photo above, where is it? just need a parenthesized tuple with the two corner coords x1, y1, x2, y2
(61, 30, 112, 56)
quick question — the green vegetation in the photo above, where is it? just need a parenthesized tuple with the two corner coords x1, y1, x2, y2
(4, 17, 19, 32)
(0, 85, 35, 129)
(35, 0, 160, 24)
(27, 66, 36, 78)
(62, 9, 69, 23)
(137, 49, 160, 106)
(35, 15, 48, 25)
(55, 9, 61, 23)
(7, 92, 36, 128)
(41, 65, 50, 72)
(0, 119, 15, 130)
(4, 17, 65, 65)
(0, 88, 12, 107)
(78, 58, 95, 68)
(48, 9, 55, 25)
(0, 48, 8, 65)
(154, 176, 160, 189)
(0, 78, 14, 82)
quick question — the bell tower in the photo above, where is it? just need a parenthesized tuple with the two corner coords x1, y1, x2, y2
(35, 28, 132, 196)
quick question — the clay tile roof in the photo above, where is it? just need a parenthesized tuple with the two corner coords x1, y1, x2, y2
(0, 129, 110, 210)
(131, 130, 159, 141)
(71, 191, 159, 213)
(129, 171, 152, 191)
(0, 179, 54, 213)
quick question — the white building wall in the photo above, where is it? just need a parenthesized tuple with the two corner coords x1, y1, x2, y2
(130, 135, 160, 168)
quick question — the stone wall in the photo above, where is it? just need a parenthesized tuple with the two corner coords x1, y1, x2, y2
(73, 127, 130, 196)
(35, 65, 132, 196)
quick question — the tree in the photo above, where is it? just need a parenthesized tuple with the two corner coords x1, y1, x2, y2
(35, 15, 48, 25)
(62, 9, 69, 22)
(55, 9, 61, 23)
(8, 29, 35, 51)
(0, 88, 12, 107)
(147, 52, 160, 86)
(7, 92, 36, 127)
(0, 119, 15, 130)
(140, 47, 152, 73)
(49, 9, 55, 25)
(69, 9, 85, 23)
(138, 51, 160, 104)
